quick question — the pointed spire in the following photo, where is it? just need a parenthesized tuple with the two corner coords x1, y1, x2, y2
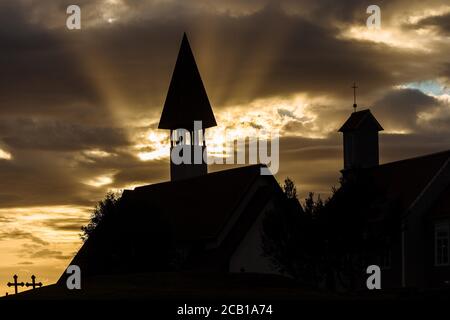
(158, 33, 217, 130)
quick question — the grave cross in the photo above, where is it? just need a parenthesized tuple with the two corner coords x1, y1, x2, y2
(7, 274, 24, 294)
(25, 275, 43, 289)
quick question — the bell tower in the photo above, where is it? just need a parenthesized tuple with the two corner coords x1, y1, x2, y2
(338, 108, 383, 170)
(158, 33, 217, 181)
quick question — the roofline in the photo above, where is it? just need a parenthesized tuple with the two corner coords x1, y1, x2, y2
(209, 171, 282, 249)
(132, 164, 266, 192)
(376, 149, 450, 169)
(340, 149, 450, 174)
(338, 108, 384, 132)
(403, 157, 450, 219)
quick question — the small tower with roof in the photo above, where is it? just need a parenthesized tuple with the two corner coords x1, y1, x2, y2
(338, 84, 383, 170)
(158, 33, 217, 181)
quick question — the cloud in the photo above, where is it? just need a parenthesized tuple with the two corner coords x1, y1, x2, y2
(416, 12, 450, 34)
(0, 0, 446, 115)
(0, 216, 12, 223)
(0, 0, 447, 211)
(0, 148, 12, 160)
(372, 88, 439, 131)
(0, 229, 49, 245)
(0, 119, 129, 151)
(39, 217, 88, 232)
(372, 88, 450, 133)
(29, 249, 71, 260)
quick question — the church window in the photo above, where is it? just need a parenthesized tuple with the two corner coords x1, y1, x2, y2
(435, 222, 449, 266)
(380, 247, 392, 270)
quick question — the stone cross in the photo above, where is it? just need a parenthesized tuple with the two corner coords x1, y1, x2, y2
(25, 275, 43, 289)
(7, 275, 24, 294)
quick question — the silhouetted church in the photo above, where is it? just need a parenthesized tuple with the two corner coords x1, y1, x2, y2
(58, 34, 450, 290)
(58, 34, 286, 283)
(338, 107, 450, 288)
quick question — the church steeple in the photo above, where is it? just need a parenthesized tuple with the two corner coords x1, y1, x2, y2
(159, 33, 217, 181)
(159, 33, 216, 130)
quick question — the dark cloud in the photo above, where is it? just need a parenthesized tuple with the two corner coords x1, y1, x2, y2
(40, 217, 89, 232)
(0, 0, 444, 115)
(372, 88, 441, 131)
(112, 159, 168, 187)
(0, 229, 49, 245)
(416, 12, 450, 35)
(0, 0, 447, 209)
(29, 249, 71, 260)
(0, 147, 168, 208)
(0, 216, 12, 223)
(0, 15, 102, 122)
(0, 118, 129, 151)
(381, 133, 450, 162)
(275, 135, 342, 195)
(0, 150, 106, 207)
(17, 241, 68, 261)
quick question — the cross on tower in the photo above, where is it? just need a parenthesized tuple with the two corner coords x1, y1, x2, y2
(25, 275, 43, 290)
(352, 82, 358, 112)
(7, 275, 24, 294)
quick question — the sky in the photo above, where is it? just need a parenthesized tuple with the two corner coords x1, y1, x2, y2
(0, 0, 449, 295)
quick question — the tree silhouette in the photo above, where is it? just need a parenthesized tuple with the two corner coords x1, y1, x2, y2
(79, 192, 177, 276)
(262, 175, 401, 291)
(81, 192, 121, 242)
(282, 177, 298, 200)
(262, 178, 323, 286)
(319, 174, 401, 290)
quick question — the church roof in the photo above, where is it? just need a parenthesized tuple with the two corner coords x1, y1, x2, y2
(158, 33, 217, 130)
(122, 164, 274, 241)
(58, 165, 282, 282)
(338, 109, 383, 132)
(356, 150, 450, 212)
(430, 183, 450, 218)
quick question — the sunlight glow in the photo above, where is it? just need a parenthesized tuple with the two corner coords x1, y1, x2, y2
(133, 94, 333, 162)
(340, 4, 450, 52)
(136, 131, 170, 161)
(406, 7, 450, 24)
(84, 174, 114, 187)
(83, 149, 113, 158)
(340, 26, 431, 51)
(137, 148, 170, 161)
(382, 129, 411, 135)
(0, 148, 12, 160)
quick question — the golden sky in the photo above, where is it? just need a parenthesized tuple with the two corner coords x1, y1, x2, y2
(0, 0, 449, 295)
